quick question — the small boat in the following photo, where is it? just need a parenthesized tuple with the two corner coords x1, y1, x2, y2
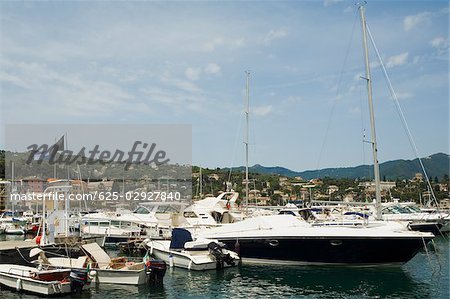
(145, 228, 240, 271)
(1, 219, 26, 235)
(0, 264, 89, 296)
(32, 242, 166, 285)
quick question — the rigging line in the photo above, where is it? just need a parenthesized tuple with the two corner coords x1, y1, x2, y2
(316, 9, 359, 177)
(366, 24, 441, 210)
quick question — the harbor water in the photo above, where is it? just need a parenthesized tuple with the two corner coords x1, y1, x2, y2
(0, 234, 448, 298)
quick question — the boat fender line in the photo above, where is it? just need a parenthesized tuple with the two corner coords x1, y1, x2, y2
(421, 235, 433, 271)
(56, 282, 63, 293)
(234, 239, 240, 257)
(15, 247, 32, 264)
(188, 260, 192, 270)
(430, 239, 443, 277)
(169, 254, 174, 267)
(16, 278, 22, 292)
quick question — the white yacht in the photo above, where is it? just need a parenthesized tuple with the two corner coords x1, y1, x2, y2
(145, 228, 240, 270)
(195, 214, 433, 265)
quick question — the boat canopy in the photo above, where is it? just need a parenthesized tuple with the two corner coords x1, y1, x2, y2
(169, 228, 193, 249)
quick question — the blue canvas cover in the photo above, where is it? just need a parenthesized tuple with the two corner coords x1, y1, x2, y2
(169, 228, 193, 249)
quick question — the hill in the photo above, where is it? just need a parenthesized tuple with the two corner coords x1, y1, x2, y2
(227, 153, 449, 180)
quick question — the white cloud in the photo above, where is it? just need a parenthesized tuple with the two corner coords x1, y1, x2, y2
(286, 96, 302, 103)
(185, 67, 201, 81)
(430, 37, 449, 55)
(386, 52, 409, 68)
(140, 85, 206, 114)
(231, 38, 245, 48)
(323, 0, 343, 7)
(160, 73, 202, 94)
(395, 92, 414, 100)
(263, 28, 288, 45)
(349, 106, 360, 114)
(403, 12, 431, 31)
(430, 37, 446, 48)
(343, 6, 353, 13)
(204, 63, 221, 75)
(201, 37, 224, 52)
(253, 105, 273, 116)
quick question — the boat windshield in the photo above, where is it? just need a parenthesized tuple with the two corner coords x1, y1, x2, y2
(404, 206, 421, 213)
(134, 207, 151, 214)
(383, 206, 410, 214)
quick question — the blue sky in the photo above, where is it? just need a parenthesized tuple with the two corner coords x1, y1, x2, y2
(0, 0, 448, 172)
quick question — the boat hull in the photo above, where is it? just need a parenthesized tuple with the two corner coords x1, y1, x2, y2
(90, 268, 148, 285)
(0, 265, 73, 296)
(44, 258, 150, 285)
(4, 228, 25, 235)
(218, 236, 432, 265)
(148, 241, 239, 271)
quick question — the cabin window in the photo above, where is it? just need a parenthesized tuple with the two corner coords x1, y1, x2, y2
(183, 211, 198, 218)
(134, 207, 150, 214)
(111, 220, 121, 226)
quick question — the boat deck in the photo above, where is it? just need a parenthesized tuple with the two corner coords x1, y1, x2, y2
(0, 240, 37, 251)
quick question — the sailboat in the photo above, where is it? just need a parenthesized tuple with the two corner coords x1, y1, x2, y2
(1, 163, 26, 235)
(195, 4, 434, 266)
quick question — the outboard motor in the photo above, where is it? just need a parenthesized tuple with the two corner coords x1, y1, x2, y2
(208, 242, 235, 269)
(145, 259, 167, 284)
(69, 269, 89, 293)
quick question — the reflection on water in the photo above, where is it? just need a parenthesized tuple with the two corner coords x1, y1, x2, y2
(146, 264, 426, 299)
(0, 235, 448, 298)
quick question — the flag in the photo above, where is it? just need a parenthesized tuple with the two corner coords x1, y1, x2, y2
(143, 251, 150, 263)
(54, 135, 65, 152)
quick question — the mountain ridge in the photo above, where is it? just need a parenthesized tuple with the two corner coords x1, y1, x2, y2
(225, 153, 449, 180)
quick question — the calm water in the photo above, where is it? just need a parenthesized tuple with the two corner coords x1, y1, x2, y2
(1, 235, 448, 298)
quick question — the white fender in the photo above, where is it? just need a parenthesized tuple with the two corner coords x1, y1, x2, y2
(16, 278, 22, 291)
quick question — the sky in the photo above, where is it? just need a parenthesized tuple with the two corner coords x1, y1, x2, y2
(0, 0, 448, 172)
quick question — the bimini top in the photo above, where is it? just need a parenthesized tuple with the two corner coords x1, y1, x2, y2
(169, 228, 193, 249)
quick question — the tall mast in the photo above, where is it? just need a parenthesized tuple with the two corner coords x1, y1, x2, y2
(359, 4, 382, 220)
(199, 166, 203, 198)
(11, 161, 15, 214)
(244, 71, 250, 214)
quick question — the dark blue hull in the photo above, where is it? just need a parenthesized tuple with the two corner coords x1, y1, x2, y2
(220, 236, 432, 265)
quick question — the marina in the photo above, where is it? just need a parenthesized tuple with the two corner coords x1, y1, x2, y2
(0, 234, 449, 298)
(0, 0, 449, 298)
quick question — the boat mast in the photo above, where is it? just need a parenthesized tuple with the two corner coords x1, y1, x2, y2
(244, 71, 250, 214)
(199, 166, 203, 198)
(11, 161, 15, 214)
(359, 4, 382, 220)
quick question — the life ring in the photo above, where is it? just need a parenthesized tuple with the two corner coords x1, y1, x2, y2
(36, 235, 42, 245)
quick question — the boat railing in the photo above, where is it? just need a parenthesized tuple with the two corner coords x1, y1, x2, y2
(8, 267, 31, 277)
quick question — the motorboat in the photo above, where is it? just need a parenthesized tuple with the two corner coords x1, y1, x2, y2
(0, 264, 89, 295)
(182, 192, 245, 227)
(196, 214, 434, 265)
(32, 243, 166, 285)
(381, 204, 449, 235)
(80, 214, 145, 244)
(145, 228, 240, 270)
(0, 219, 26, 235)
